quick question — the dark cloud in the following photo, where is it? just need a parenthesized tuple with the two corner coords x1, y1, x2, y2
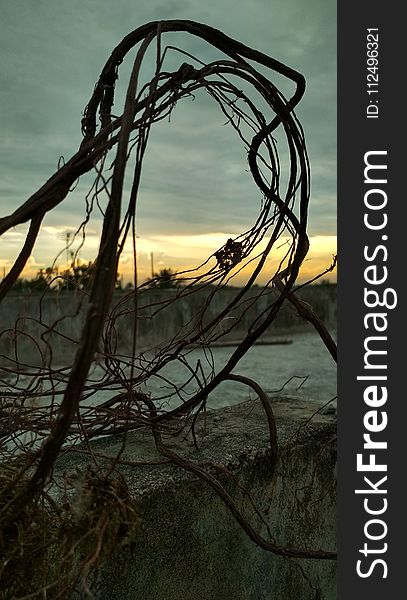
(0, 0, 336, 262)
(150, 0, 191, 19)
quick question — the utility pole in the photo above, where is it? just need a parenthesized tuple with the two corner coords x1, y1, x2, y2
(150, 252, 155, 279)
(57, 231, 73, 270)
(65, 232, 71, 267)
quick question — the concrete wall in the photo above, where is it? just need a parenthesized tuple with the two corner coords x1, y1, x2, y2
(0, 284, 336, 367)
(56, 398, 337, 599)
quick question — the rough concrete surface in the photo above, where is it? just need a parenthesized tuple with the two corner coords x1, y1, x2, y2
(55, 397, 337, 600)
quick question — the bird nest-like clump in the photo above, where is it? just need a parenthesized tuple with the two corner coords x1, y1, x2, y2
(0, 462, 141, 599)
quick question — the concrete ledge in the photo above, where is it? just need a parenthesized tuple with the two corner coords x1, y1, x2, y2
(56, 398, 337, 600)
(0, 285, 336, 366)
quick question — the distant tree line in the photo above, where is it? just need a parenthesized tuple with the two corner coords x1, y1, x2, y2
(9, 263, 181, 293)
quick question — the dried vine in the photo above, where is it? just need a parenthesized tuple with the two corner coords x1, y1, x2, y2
(0, 19, 337, 597)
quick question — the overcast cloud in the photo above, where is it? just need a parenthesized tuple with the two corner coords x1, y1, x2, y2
(0, 0, 336, 278)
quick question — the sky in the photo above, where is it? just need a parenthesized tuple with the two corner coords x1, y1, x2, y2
(0, 0, 336, 285)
